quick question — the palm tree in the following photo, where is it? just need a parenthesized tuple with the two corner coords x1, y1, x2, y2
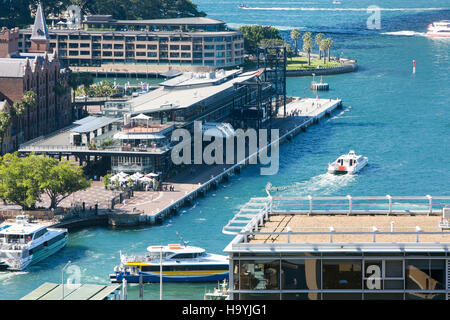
(325, 38, 334, 62)
(302, 32, 313, 66)
(290, 29, 301, 56)
(315, 33, 324, 58)
(302, 39, 313, 66)
(68, 72, 80, 103)
(320, 39, 328, 64)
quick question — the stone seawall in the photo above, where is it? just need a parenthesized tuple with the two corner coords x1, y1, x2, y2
(287, 62, 358, 77)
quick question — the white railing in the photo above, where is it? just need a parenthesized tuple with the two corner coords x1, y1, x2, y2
(240, 228, 448, 244)
(223, 195, 450, 235)
(270, 195, 450, 216)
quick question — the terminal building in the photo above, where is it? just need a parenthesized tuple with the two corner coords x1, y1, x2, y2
(223, 193, 450, 300)
(18, 68, 268, 177)
(17, 15, 245, 70)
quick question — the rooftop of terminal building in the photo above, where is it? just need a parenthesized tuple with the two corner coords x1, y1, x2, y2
(114, 69, 261, 115)
(223, 195, 450, 252)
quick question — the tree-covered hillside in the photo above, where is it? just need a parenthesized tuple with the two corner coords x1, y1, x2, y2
(0, 0, 206, 28)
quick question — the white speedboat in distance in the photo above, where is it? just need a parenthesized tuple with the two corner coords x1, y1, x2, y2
(0, 215, 68, 271)
(328, 150, 368, 175)
(426, 21, 450, 38)
(332, 1, 342, 4)
(110, 243, 229, 283)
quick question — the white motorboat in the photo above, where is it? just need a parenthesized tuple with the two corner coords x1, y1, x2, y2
(426, 21, 450, 38)
(0, 215, 68, 271)
(332, 1, 342, 4)
(328, 150, 368, 174)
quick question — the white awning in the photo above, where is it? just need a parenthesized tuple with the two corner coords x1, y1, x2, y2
(131, 113, 152, 120)
(113, 132, 165, 140)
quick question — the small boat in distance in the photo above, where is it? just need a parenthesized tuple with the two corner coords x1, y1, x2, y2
(426, 21, 450, 38)
(328, 150, 368, 175)
(110, 236, 229, 283)
(238, 4, 249, 9)
(0, 215, 68, 271)
(332, 1, 342, 4)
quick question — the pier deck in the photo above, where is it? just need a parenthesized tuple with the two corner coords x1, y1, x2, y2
(111, 97, 342, 225)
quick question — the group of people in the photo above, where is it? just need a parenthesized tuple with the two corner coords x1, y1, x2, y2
(289, 109, 302, 117)
(163, 184, 175, 192)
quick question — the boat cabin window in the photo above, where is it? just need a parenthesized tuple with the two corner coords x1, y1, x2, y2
(171, 252, 202, 259)
(2, 234, 30, 244)
(32, 228, 48, 240)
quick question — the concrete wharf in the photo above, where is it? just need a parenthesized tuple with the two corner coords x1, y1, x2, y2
(109, 97, 343, 226)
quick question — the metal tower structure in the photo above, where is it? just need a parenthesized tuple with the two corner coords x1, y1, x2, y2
(231, 45, 287, 130)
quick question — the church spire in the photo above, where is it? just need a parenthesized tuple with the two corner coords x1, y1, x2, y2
(31, 2, 49, 41)
(29, 2, 50, 53)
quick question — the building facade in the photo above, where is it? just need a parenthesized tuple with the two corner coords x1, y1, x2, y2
(223, 195, 450, 300)
(18, 15, 244, 69)
(0, 4, 72, 154)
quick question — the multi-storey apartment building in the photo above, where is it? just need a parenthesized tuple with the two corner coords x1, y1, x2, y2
(18, 15, 245, 70)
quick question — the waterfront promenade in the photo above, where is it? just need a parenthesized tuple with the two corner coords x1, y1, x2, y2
(0, 97, 341, 228)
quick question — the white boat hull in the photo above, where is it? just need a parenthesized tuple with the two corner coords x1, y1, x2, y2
(328, 155, 368, 175)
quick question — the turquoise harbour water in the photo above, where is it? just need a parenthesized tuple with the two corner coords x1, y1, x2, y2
(1, 0, 449, 299)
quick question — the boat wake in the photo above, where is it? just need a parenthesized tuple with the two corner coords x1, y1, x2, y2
(274, 173, 356, 197)
(0, 271, 28, 282)
(381, 31, 427, 36)
(240, 7, 449, 12)
(327, 106, 352, 122)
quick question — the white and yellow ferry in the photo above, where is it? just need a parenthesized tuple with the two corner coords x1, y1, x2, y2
(110, 243, 229, 283)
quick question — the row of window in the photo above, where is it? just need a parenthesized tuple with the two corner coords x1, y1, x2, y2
(233, 258, 447, 292)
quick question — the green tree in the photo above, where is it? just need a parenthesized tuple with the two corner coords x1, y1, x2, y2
(290, 29, 301, 56)
(0, 153, 43, 209)
(258, 38, 292, 57)
(0, 111, 11, 154)
(36, 157, 91, 209)
(315, 33, 324, 58)
(68, 72, 81, 103)
(302, 32, 313, 66)
(238, 25, 282, 55)
(84, 0, 206, 20)
(103, 173, 112, 189)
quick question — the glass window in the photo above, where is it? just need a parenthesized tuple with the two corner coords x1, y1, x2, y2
(406, 293, 445, 300)
(322, 260, 362, 289)
(322, 293, 362, 300)
(364, 293, 404, 300)
(239, 293, 280, 300)
(430, 260, 445, 290)
(385, 260, 403, 278)
(239, 260, 280, 290)
(281, 293, 318, 300)
(281, 259, 321, 290)
(406, 259, 446, 290)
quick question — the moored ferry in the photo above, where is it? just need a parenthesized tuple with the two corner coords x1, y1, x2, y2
(426, 21, 450, 37)
(110, 243, 229, 283)
(0, 216, 68, 271)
